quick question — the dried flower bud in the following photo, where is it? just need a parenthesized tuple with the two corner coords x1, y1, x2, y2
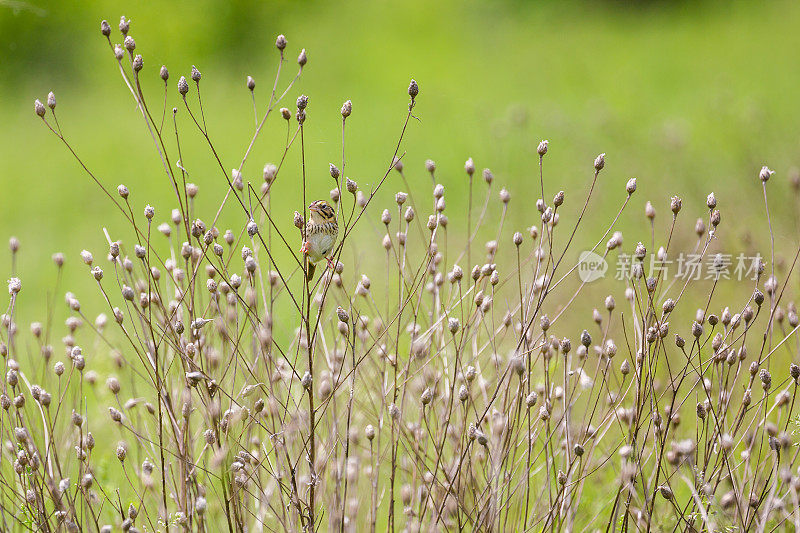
(670, 196, 682, 215)
(178, 76, 189, 96)
(301, 371, 312, 390)
(645, 201, 656, 219)
(408, 79, 419, 99)
(759, 166, 774, 182)
(626, 178, 637, 195)
(297, 48, 307, 66)
(537, 140, 548, 156)
(448, 317, 460, 334)
(341, 99, 352, 118)
(101, 20, 111, 37)
(275, 34, 287, 50)
(594, 153, 605, 171)
(34, 99, 46, 117)
(499, 188, 511, 204)
(710, 209, 721, 227)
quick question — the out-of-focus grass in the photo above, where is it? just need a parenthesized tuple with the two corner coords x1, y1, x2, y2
(3, 1, 800, 312)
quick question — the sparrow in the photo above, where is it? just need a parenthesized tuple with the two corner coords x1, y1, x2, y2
(299, 200, 338, 280)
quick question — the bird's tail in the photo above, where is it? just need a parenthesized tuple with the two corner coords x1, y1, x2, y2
(305, 256, 316, 282)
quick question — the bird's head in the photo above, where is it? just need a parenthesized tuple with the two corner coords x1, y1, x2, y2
(308, 200, 336, 222)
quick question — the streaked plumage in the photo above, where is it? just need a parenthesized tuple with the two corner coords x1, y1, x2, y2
(300, 200, 338, 280)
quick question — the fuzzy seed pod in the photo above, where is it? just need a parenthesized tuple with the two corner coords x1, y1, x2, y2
(178, 76, 189, 96)
(670, 196, 682, 215)
(594, 153, 605, 171)
(408, 79, 419, 98)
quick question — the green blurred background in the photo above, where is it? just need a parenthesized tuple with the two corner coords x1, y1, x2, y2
(2, 0, 800, 316)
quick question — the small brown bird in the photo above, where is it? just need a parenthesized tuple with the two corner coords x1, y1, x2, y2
(300, 200, 338, 280)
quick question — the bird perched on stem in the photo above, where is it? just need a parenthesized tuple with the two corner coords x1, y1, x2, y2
(299, 200, 338, 281)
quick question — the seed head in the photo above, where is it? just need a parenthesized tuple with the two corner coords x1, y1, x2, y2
(346, 178, 357, 194)
(132, 54, 143, 72)
(191, 65, 201, 82)
(246, 219, 258, 238)
(408, 79, 419, 99)
(537, 140, 548, 156)
(119, 16, 130, 35)
(499, 188, 511, 204)
(464, 157, 475, 176)
(626, 178, 637, 195)
(160, 65, 169, 82)
(34, 99, 46, 117)
(483, 168, 494, 185)
(695, 218, 706, 236)
(7, 278, 21, 295)
(365, 424, 375, 440)
(759, 368, 772, 390)
(645, 201, 656, 219)
(275, 34, 287, 51)
(670, 196, 682, 215)
(178, 76, 189, 96)
(101, 20, 111, 37)
(594, 153, 605, 171)
(759, 166, 774, 182)
(297, 48, 307, 67)
(448, 317, 460, 334)
(123, 35, 135, 52)
(341, 99, 352, 118)
(281, 107, 291, 120)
